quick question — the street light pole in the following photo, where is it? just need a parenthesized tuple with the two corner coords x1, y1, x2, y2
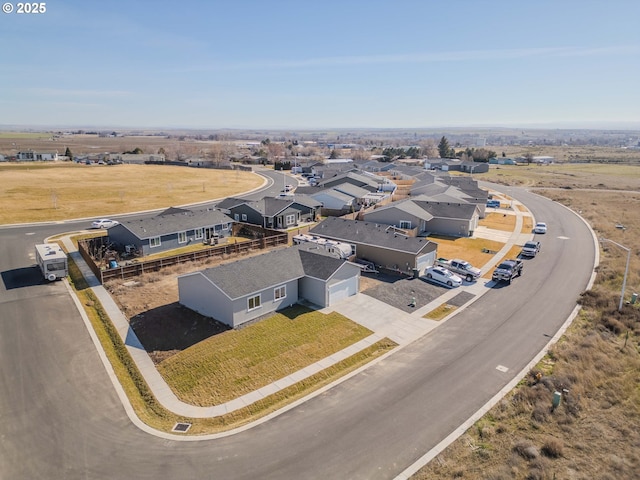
(599, 237, 631, 312)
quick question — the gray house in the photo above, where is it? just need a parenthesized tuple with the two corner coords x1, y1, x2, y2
(108, 207, 234, 256)
(363, 199, 480, 237)
(178, 245, 361, 328)
(217, 195, 321, 229)
(309, 217, 438, 275)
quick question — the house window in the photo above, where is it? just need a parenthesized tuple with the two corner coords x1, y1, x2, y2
(234, 214, 240, 221)
(399, 220, 412, 229)
(286, 214, 296, 225)
(194, 228, 203, 240)
(178, 231, 187, 244)
(350, 244, 357, 255)
(248, 295, 261, 311)
(222, 223, 229, 230)
(150, 237, 161, 248)
(241, 214, 247, 221)
(274, 285, 286, 300)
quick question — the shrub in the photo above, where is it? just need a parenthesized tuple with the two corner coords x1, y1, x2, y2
(513, 440, 539, 460)
(541, 437, 564, 458)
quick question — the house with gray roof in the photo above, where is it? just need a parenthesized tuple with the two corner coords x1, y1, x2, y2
(309, 217, 438, 275)
(363, 198, 480, 237)
(108, 207, 234, 256)
(178, 245, 361, 328)
(216, 195, 321, 229)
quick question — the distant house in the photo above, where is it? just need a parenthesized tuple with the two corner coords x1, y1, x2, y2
(216, 195, 321, 230)
(108, 207, 234, 256)
(317, 171, 383, 192)
(309, 217, 438, 275)
(363, 198, 480, 237)
(16, 150, 58, 161)
(109, 153, 166, 164)
(178, 245, 361, 328)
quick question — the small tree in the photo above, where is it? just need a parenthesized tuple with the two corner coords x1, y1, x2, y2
(438, 136, 451, 158)
(64, 147, 72, 161)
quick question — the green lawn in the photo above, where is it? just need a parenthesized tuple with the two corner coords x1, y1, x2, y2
(157, 305, 373, 406)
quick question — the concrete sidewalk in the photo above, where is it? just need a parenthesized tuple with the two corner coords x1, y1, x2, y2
(61, 194, 534, 420)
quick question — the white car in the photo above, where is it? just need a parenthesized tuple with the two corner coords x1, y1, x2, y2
(91, 218, 119, 229)
(533, 222, 547, 234)
(424, 266, 463, 287)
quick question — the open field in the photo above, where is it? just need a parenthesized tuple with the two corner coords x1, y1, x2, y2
(492, 144, 640, 164)
(484, 163, 640, 190)
(0, 163, 264, 224)
(414, 166, 640, 479)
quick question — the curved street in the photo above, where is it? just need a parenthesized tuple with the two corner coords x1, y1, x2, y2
(0, 185, 596, 479)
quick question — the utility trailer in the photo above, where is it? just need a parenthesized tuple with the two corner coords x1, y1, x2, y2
(35, 243, 68, 281)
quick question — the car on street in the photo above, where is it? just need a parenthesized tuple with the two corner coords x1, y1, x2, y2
(521, 241, 541, 257)
(91, 218, 119, 229)
(424, 266, 463, 287)
(533, 222, 547, 234)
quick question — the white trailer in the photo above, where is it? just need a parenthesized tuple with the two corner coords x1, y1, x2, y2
(35, 243, 68, 281)
(292, 234, 352, 259)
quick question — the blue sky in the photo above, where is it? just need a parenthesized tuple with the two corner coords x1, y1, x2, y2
(2, 0, 639, 129)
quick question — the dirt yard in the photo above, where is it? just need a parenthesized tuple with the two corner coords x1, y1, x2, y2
(104, 247, 286, 363)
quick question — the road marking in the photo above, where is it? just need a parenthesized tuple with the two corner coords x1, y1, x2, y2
(496, 365, 509, 373)
(558, 236, 570, 240)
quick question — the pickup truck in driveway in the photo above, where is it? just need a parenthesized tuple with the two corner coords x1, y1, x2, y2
(434, 258, 481, 282)
(492, 259, 523, 284)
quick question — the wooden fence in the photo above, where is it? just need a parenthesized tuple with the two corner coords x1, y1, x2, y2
(78, 232, 288, 284)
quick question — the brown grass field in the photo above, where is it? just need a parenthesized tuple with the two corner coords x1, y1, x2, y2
(0, 163, 264, 224)
(414, 164, 640, 480)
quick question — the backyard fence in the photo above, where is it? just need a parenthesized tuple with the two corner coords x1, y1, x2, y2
(78, 231, 288, 284)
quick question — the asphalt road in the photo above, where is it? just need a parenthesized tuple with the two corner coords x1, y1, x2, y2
(0, 185, 596, 479)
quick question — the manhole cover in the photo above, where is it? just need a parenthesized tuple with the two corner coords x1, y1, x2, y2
(172, 422, 192, 433)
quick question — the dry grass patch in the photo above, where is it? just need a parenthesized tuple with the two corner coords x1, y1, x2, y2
(429, 235, 505, 269)
(424, 303, 458, 321)
(521, 216, 534, 233)
(479, 212, 517, 231)
(0, 163, 264, 224)
(157, 305, 373, 406)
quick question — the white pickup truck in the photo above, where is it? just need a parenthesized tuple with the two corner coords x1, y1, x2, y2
(433, 258, 481, 282)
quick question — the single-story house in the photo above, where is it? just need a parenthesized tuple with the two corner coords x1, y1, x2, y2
(16, 150, 58, 161)
(108, 207, 234, 256)
(309, 217, 438, 275)
(216, 195, 321, 230)
(363, 198, 480, 237)
(178, 245, 361, 328)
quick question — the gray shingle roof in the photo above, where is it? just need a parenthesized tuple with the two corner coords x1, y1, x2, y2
(309, 217, 437, 255)
(196, 245, 347, 299)
(121, 208, 233, 240)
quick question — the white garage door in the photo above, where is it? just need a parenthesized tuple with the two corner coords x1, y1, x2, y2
(416, 251, 436, 274)
(328, 277, 357, 305)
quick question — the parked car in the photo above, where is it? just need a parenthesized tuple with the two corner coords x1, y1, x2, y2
(283, 184, 294, 192)
(424, 266, 463, 287)
(533, 222, 547, 234)
(91, 218, 119, 229)
(521, 241, 541, 257)
(486, 199, 501, 208)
